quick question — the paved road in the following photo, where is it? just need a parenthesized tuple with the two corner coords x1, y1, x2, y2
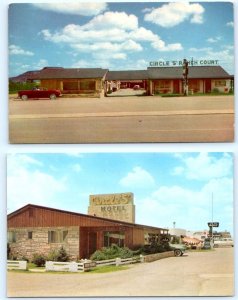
(9, 95, 234, 143)
(7, 248, 234, 297)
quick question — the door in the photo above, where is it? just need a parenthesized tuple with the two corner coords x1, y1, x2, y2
(205, 79, 211, 93)
(88, 232, 97, 257)
(173, 80, 180, 94)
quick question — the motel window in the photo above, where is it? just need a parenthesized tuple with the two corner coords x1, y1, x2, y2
(48, 230, 68, 243)
(7, 231, 16, 243)
(157, 80, 170, 89)
(63, 81, 78, 90)
(80, 81, 96, 90)
(28, 231, 33, 239)
(214, 80, 226, 87)
(104, 231, 125, 247)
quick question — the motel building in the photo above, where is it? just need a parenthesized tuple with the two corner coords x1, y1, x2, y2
(7, 193, 169, 260)
(10, 61, 234, 98)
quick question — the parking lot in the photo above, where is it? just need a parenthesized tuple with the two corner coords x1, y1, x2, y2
(9, 94, 234, 143)
(7, 248, 234, 297)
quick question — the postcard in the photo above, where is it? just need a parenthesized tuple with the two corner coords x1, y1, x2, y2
(8, 2, 234, 143)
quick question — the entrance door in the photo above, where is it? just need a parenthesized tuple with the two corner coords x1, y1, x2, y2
(88, 232, 97, 257)
(173, 80, 180, 94)
(205, 79, 211, 93)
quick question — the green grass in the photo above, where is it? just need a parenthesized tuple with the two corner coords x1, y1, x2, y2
(86, 265, 129, 273)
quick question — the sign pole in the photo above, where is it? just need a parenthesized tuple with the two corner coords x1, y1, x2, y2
(182, 59, 189, 96)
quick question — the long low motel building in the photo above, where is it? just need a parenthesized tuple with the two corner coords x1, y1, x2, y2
(10, 65, 234, 97)
(7, 204, 168, 260)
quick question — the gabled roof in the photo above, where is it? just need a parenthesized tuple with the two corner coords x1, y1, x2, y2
(147, 66, 232, 79)
(36, 67, 109, 79)
(7, 204, 167, 232)
(106, 70, 148, 81)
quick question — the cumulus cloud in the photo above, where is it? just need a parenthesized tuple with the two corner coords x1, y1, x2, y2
(40, 10, 183, 58)
(207, 37, 221, 43)
(9, 45, 34, 56)
(32, 3, 107, 16)
(144, 2, 205, 28)
(119, 166, 155, 189)
(136, 176, 233, 230)
(7, 154, 67, 213)
(172, 153, 233, 181)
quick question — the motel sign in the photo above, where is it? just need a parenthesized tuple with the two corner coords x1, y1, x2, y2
(149, 59, 219, 67)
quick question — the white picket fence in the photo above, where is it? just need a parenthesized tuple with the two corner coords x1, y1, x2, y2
(7, 260, 27, 270)
(45, 260, 96, 272)
(95, 255, 143, 267)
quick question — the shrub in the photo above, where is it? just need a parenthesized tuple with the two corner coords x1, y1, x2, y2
(47, 246, 70, 262)
(32, 253, 46, 267)
(90, 244, 134, 261)
(7, 243, 11, 259)
(141, 241, 171, 255)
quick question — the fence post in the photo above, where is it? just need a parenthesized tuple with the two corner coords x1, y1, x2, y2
(115, 257, 121, 266)
(45, 261, 53, 271)
(69, 262, 78, 272)
(140, 254, 144, 263)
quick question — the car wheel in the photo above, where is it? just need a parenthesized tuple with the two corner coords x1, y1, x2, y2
(174, 249, 182, 257)
(21, 95, 28, 101)
(49, 94, 56, 100)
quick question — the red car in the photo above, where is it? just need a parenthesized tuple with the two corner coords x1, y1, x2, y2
(18, 87, 62, 100)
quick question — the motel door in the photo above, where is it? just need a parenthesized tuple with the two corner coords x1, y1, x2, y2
(205, 79, 212, 93)
(173, 80, 180, 94)
(88, 232, 97, 257)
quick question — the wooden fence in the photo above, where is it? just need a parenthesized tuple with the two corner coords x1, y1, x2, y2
(7, 260, 27, 270)
(45, 260, 96, 272)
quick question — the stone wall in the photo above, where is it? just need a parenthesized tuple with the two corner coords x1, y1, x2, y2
(143, 251, 174, 262)
(8, 226, 79, 261)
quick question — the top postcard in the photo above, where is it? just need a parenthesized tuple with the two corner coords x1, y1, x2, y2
(8, 2, 234, 143)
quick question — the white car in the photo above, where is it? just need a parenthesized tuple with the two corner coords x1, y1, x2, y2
(214, 238, 234, 247)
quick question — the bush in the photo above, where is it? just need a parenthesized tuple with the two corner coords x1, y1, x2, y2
(141, 241, 171, 255)
(90, 244, 134, 261)
(47, 246, 70, 262)
(32, 253, 46, 267)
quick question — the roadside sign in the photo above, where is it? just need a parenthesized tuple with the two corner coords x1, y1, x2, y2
(208, 222, 219, 227)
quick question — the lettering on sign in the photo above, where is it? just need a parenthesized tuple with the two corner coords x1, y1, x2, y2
(101, 206, 126, 212)
(149, 59, 219, 67)
(90, 193, 133, 206)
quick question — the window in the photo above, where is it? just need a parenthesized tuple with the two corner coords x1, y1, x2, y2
(63, 81, 78, 90)
(48, 230, 68, 243)
(104, 231, 125, 247)
(215, 80, 226, 87)
(80, 81, 96, 90)
(28, 231, 33, 239)
(8, 231, 16, 243)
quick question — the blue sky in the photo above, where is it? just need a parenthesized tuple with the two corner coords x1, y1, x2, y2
(8, 2, 234, 77)
(7, 152, 233, 235)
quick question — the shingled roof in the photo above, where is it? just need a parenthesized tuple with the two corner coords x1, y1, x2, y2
(106, 70, 148, 81)
(148, 66, 232, 79)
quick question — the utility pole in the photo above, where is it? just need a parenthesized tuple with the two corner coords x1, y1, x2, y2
(182, 59, 189, 96)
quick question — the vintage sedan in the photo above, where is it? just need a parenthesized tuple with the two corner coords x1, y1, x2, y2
(169, 243, 187, 256)
(18, 87, 62, 100)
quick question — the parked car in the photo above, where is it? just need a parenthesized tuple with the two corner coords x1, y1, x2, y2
(169, 243, 187, 256)
(18, 87, 62, 100)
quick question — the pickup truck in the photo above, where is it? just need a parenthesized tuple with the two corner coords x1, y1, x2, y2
(18, 87, 62, 100)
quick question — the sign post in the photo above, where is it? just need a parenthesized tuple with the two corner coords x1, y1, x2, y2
(182, 59, 189, 96)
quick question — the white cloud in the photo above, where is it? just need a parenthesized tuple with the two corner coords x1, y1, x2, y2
(119, 166, 155, 189)
(136, 176, 233, 231)
(7, 154, 67, 213)
(144, 2, 205, 28)
(9, 45, 34, 56)
(32, 3, 107, 16)
(207, 37, 221, 43)
(172, 153, 233, 181)
(83, 11, 138, 30)
(226, 21, 234, 27)
(40, 11, 183, 57)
